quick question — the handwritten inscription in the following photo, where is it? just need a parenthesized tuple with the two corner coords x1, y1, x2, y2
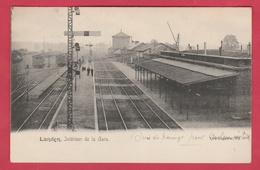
(131, 131, 184, 143)
(130, 131, 250, 144)
(209, 131, 250, 141)
(162, 132, 184, 143)
(188, 132, 205, 143)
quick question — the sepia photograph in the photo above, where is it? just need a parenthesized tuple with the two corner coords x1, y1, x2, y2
(10, 7, 252, 163)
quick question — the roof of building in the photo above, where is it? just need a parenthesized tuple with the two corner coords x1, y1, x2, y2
(164, 50, 252, 61)
(135, 58, 238, 85)
(114, 49, 122, 54)
(114, 48, 135, 55)
(108, 47, 114, 50)
(182, 49, 251, 58)
(151, 43, 177, 54)
(125, 42, 145, 50)
(112, 31, 130, 38)
(136, 43, 177, 53)
(136, 44, 155, 52)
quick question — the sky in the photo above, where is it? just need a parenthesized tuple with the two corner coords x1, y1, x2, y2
(11, 7, 251, 50)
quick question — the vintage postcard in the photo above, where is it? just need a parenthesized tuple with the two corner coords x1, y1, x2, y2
(10, 7, 251, 163)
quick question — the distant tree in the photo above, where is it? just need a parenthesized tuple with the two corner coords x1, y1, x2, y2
(150, 39, 159, 46)
(34, 42, 41, 51)
(165, 42, 172, 46)
(222, 34, 239, 50)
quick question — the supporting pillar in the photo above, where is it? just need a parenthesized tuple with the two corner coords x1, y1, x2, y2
(171, 82, 174, 108)
(146, 69, 148, 87)
(150, 71, 152, 91)
(179, 85, 183, 114)
(137, 66, 139, 81)
(165, 79, 167, 103)
(140, 67, 142, 83)
(154, 73, 157, 94)
(159, 76, 162, 98)
(141, 67, 143, 84)
(135, 66, 137, 79)
(143, 68, 145, 85)
(144, 69, 146, 86)
(228, 77, 237, 114)
(185, 88, 190, 120)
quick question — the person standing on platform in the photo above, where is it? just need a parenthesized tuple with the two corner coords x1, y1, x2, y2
(91, 68, 93, 76)
(87, 67, 90, 76)
(88, 58, 93, 76)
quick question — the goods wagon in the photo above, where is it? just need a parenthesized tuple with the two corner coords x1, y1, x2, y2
(11, 52, 23, 63)
(32, 54, 45, 68)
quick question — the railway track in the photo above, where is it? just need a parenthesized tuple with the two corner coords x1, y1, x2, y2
(15, 76, 67, 132)
(11, 67, 68, 132)
(11, 67, 58, 91)
(11, 72, 27, 94)
(94, 60, 182, 131)
(11, 68, 60, 104)
(96, 68, 127, 130)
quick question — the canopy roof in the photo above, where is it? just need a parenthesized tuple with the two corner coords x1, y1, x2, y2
(136, 58, 238, 85)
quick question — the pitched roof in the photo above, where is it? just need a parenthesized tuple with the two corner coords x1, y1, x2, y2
(151, 43, 177, 54)
(158, 43, 177, 51)
(114, 49, 122, 54)
(125, 42, 145, 50)
(112, 31, 130, 38)
(136, 44, 154, 52)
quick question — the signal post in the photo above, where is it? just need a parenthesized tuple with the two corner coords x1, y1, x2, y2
(65, 7, 101, 130)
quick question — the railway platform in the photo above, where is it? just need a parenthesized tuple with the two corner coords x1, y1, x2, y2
(112, 61, 187, 128)
(30, 67, 67, 98)
(50, 63, 95, 130)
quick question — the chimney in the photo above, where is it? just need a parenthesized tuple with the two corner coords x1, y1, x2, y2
(204, 42, 207, 55)
(197, 44, 199, 51)
(247, 42, 251, 55)
(219, 41, 223, 56)
(188, 44, 191, 51)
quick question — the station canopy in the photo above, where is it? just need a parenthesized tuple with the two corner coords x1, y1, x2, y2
(135, 58, 238, 85)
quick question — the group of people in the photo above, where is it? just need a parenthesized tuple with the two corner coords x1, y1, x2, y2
(86, 57, 93, 76)
(87, 67, 93, 76)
